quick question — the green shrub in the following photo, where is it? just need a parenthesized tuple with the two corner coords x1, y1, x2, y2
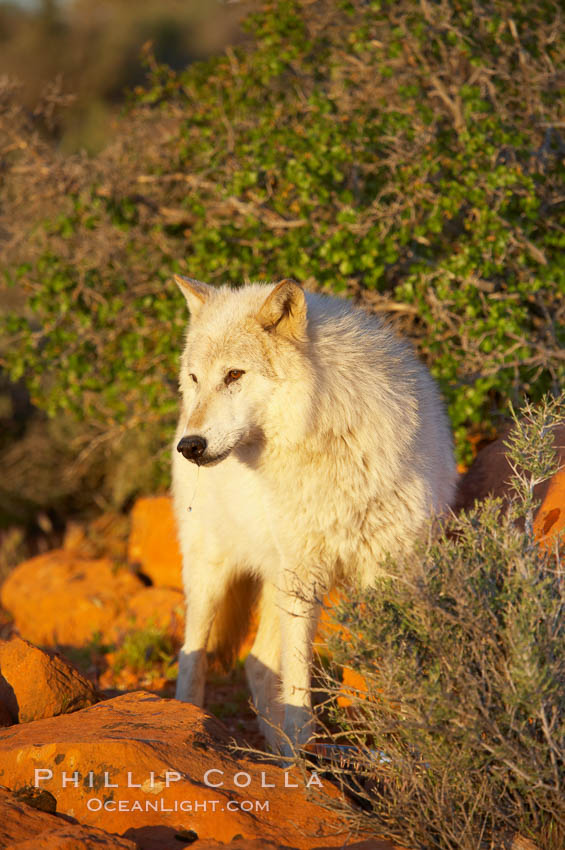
(112, 623, 176, 677)
(1, 0, 563, 475)
(312, 394, 565, 850)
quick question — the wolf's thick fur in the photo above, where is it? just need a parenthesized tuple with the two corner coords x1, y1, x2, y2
(172, 278, 457, 754)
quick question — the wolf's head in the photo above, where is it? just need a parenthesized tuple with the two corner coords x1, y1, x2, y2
(174, 277, 312, 466)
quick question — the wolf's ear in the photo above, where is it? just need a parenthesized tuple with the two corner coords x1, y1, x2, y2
(256, 280, 307, 341)
(174, 275, 214, 318)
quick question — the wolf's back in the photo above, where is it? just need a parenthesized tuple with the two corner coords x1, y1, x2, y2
(302, 291, 457, 517)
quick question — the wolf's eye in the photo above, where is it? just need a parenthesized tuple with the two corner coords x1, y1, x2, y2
(189, 373, 198, 384)
(225, 369, 245, 386)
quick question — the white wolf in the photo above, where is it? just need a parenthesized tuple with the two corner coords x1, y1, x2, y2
(172, 277, 457, 755)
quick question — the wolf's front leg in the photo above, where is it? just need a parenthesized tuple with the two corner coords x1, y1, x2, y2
(245, 580, 284, 750)
(176, 578, 223, 706)
(278, 577, 321, 759)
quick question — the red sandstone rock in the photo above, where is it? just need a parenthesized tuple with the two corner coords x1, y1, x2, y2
(0, 787, 137, 849)
(0, 700, 13, 727)
(192, 841, 394, 850)
(128, 497, 183, 590)
(455, 424, 565, 532)
(111, 586, 185, 645)
(192, 841, 288, 850)
(0, 636, 98, 723)
(533, 458, 565, 548)
(0, 550, 144, 647)
(0, 691, 393, 850)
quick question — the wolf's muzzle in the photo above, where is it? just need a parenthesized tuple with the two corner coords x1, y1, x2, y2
(177, 435, 207, 463)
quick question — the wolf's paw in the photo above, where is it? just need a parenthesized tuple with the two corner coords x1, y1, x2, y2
(281, 705, 315, 756)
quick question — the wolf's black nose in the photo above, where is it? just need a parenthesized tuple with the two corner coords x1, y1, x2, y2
(177, 435, 207, 462)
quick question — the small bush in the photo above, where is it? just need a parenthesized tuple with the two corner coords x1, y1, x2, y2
(313, 394, 565, 850)
(112, 624, 176, 678)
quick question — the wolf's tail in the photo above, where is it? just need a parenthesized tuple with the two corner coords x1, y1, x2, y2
(207, 573, 261, 670)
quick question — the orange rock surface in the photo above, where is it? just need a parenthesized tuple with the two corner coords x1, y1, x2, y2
(194, 842, 394, 850)
(0, 636, 98, 724)
(533, 461, 565, 548)
(0, 787, 137, 849)
(455, 424, 565, 531)
(0, 691, 392, 850)
(112, 586, 186, 644)
(0, 550, 144, 647)
(128, 497, 183, 590)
